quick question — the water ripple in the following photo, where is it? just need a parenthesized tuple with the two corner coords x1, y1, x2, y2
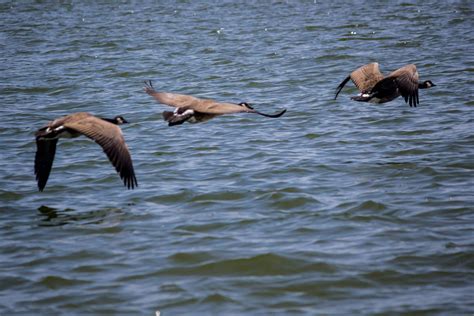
(1, 1, 473, 315)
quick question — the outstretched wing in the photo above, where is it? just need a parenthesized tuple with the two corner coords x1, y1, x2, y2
(63, 117, 137, 189)
(144, 80, 246, 114)
(144, 81, 285, 116)
(389, 64, 420, 107)
(335, 75, 351, 100)
(335, 63, 384, 99)
(351, 62, 384, 92)
(144, 80, 201, 108)
(35, 137, 58, 192)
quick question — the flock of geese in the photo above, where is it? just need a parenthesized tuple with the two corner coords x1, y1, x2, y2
(34, 62, 436, 191)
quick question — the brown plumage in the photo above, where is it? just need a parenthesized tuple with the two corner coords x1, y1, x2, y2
(144, 80, 286, 126)
(335, 63, 436, 107)
(34, 112, 137, 191)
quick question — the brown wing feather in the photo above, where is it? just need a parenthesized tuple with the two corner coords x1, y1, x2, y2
(144, 81, 247, 114)
(144, 81, 200, 108)
(148, 91, 202, 108)
(195, 100, 247, 114)
(63, 117, 137, 189)
(350, 62, 385, 92)
(389, 64, 420, 107)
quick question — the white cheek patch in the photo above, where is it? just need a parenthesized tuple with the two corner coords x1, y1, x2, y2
(53, 126, 65, 132)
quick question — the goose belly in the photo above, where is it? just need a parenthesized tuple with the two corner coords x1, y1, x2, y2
(371, 90, 401, 104)
(188, 116, 198, 124)
(59, 130, 80, 138)
(369, 95, 400, 104)
(368, 97, 383, 104)
(192, 112, 218, 123)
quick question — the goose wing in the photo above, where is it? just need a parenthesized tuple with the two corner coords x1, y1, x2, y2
(145, 81, 285, 117)
(33, 113, 92, 192)
(63, 117, 137, 189)
(146, 90, 202, 108)
(144, 81, 245, 114)
(183, 101, 286, 116)
(335, 63, 384, 99)
(35, 137, 58, 192)
(198, 101, 248, 114)
(144, 81, 201, 108)
(388, 64, 420, 107)
(351, 62, 384, 92)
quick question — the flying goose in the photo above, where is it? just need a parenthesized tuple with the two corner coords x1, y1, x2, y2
(144, 80, 286, 126)
(335, 63, 435, 107)
(34, 112, 137, 191)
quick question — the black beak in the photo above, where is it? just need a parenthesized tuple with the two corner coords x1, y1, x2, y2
(254, 109, 287, 118)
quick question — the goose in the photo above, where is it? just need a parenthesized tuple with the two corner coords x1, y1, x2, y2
(144, 80, 286, 126)
(334, 63, 435, 107)
(34, 112, 137, 191)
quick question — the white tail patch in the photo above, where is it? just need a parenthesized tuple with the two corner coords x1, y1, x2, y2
(174, 108, 194, 116)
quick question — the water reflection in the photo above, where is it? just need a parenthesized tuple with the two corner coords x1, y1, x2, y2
(37, 205, 124, 227)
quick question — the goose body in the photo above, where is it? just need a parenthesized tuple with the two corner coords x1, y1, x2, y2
(335, 63, 435, 107)
(35, 112, 137, 191)
(144, 81, 286, 126)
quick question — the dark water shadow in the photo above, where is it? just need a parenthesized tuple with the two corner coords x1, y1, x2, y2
(37, 205, 125, 227)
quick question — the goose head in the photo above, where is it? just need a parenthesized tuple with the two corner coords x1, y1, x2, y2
(419, 80, 436, 89)
(100, 115, 129, 125)
(114, 115, 128, 125)
(113, 116, 128, 124)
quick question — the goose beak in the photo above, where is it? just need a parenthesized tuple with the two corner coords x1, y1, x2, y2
(254, 109, 287, 118)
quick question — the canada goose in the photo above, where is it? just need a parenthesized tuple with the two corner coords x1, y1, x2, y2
(335, 63, 435, 107)
(34, 112, 137, 191)
(144, 80, 286, 126)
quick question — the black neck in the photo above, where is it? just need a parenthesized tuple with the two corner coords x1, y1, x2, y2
(100, 117, 117, 124)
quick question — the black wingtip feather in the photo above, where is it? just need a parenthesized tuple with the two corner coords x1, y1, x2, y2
(254, 108, 287, 118)
(144, 80, 156, 93)
(34, 139, 58, 192)
(335, 76, 351, 100)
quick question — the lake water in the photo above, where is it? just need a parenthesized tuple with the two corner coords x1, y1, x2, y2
(1, 1, 473, 315)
